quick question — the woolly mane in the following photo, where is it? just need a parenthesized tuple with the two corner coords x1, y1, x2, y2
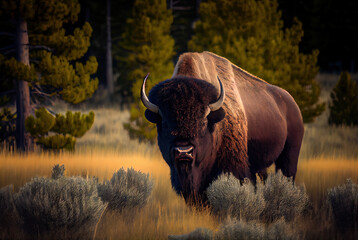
(174, 52, 249, 177)
(154, 51, 250, 179)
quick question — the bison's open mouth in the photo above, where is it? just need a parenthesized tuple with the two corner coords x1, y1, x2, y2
(176, 155, 194, 162)
(177, 158, 193, 163)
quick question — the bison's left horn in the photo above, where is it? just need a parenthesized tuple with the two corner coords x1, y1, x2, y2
(141, 73, 160, 114)
(209, 76, 225, 111)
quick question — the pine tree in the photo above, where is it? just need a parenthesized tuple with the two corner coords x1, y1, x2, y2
(116, 0, 175, 142)
(105, 0, 114, 97)
(188, 0, 325, 123)
(86, 0, 133, 101)
(328, 72, 358, 126)
(25, 108, 94, 150)
(0, 0, 98, 151)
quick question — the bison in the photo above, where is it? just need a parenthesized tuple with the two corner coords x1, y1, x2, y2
(141, 51, 304, 203)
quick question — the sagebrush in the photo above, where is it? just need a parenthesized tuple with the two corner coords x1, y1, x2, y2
(0, 184, 20, 238)
(14, 165, 107, 239)
(216, 218, 301, 240)
(327, 179, 358, 229)
(97, 167, 154, 211)
(168, 227, 213, 240)
(261, 172, 310, 222)
(169, 218, 302, 240)
(206, 171, 310, 223)
(206, 174, 265, 221)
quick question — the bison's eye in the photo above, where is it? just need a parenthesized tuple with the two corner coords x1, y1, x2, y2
(144, 109, 161, 123)
(207, 108, 226, 123)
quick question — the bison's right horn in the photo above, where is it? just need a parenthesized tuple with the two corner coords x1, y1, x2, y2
(141, 73, 160, 114)
(208, 76, 225, 111)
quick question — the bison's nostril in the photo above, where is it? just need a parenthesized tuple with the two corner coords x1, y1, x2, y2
(173, 145, 194, 160)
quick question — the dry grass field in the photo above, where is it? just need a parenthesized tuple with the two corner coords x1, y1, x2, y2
(1, 74, 358, 239)
(0, 150, 218, 239)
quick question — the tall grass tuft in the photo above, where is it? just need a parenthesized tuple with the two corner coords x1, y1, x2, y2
(327, 179, 358, 230)
(51, 164, 65, 179)
(206, 174, 265, 221)
(14, 165, 107, 239)
(97, 167, 154, 211)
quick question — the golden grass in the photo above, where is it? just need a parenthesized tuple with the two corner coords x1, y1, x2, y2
(296, 156, 358, 206)
(0, 150, 165, 189)
(1, 150, 358, 239)
(0, 150, 219, 239)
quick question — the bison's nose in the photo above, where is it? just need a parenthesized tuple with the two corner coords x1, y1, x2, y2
(172, 145, 194, 162)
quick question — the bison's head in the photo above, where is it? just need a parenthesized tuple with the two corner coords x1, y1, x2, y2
(141, 75, 226, 202)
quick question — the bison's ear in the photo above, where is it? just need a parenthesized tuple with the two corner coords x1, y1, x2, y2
(145, 109, 161, 124)
(207, 108, 225, 123)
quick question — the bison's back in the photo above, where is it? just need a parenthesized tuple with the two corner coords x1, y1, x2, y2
(173, 51, 303, 179)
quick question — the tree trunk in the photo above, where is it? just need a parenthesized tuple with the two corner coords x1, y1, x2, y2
(15, 18, 32, 152)
(195, 0, 201, 20)
(106, 0, 114, 97)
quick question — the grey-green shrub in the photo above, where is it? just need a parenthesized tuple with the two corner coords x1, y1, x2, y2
(264, 219, 303, 240)
(206, 172, 310, 223)
(168, 228, 213, 240)
(261, 172, 310, 222)
(206, 174, 265, 221)
(14, 166, 107, 239)
(98, 167, 153, 211)
(216, 218, 302, 240)
(170, 219, 302, 240)
(0, 185, 20, 233)
(215, 219, 265, 240)
(327, 179, 358, 229)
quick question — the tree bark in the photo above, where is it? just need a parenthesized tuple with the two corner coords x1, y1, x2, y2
(106, 0, 114, 97)
(15, 18, 32, 152)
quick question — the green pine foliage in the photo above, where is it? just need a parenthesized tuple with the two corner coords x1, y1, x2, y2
(0, 0, 98, 104)
(25, 108, 56, 137)
(0, 0, 98, 150)
(0, 108, 16, 147)
(116, 0, 175, 142)
(328, 72, 358, 126)
(37, 135, 76, 151)
(188, 0, 325, 123)
(0, 55, 14, 106)
(52, 111, 95, 138)
(25, 108, 94, 150)
(0, 56, 37, 83)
